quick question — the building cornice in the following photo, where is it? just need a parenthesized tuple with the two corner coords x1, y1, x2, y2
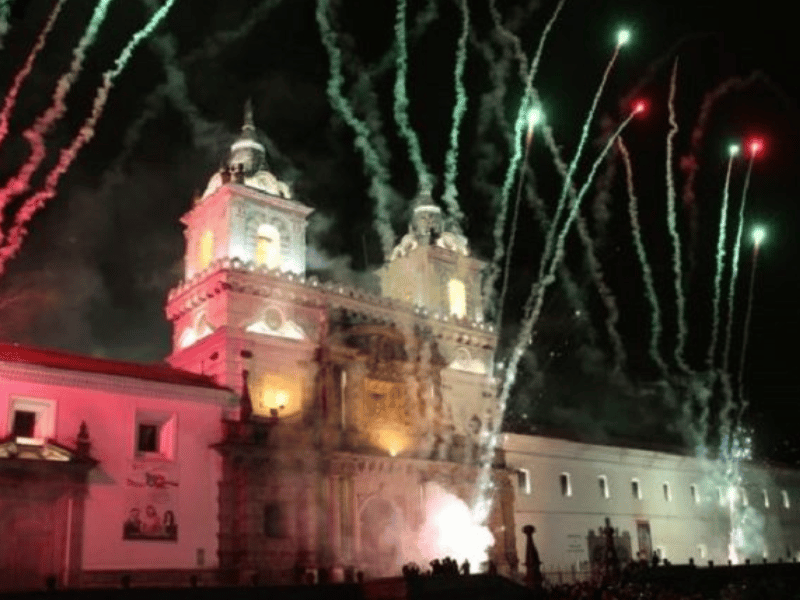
(0, 360, 234, 404)
(165, 260, 497, 343)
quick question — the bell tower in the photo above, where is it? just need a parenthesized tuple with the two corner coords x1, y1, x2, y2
(181, 100, 311, 282)
(165, 103, 318, 399)
(378, 188, 486, 322)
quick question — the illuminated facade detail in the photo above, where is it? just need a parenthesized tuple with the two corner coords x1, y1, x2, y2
(198, 229, 214, 271)
(448, 278, 467, 318)
(178, 313, 214, 349)
(255, 222, 281, 269)
(245, 307, 305, 340)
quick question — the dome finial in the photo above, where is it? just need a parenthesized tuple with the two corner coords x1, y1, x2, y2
(243, 98, 255, 132)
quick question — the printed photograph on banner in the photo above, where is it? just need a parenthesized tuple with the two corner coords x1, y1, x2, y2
(123, 462, 179, 542)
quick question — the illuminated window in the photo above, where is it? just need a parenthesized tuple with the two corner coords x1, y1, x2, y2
(598, 475, 610, 499)
(697, 544, 708, 559)
(690, 484, 699, 504)
(255, 223, 281, 269)
(518, 469, 531, 495)
(663, 482, 672, 502)
(763, 489, 770, 509)
(740, 487, 748, 506)
(631, 479, 642, 499)
(448, 278, 467, 318)
(782, 490, 791, 509)
(560, 473, 572, 497)
(198, 229, 214, 271)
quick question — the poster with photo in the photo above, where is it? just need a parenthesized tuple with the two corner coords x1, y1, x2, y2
(123, 462, 179, 541)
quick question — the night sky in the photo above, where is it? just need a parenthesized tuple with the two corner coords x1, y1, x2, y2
(1, 0, 798, 461)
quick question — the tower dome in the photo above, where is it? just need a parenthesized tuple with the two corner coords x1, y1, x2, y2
(229, 99, 266, 176)
(200, 100, 292, 201)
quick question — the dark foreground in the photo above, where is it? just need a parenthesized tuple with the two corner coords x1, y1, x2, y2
(4, 564, 800, 600)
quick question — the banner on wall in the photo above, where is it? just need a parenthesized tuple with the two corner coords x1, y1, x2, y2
(123, 462, 179, 542)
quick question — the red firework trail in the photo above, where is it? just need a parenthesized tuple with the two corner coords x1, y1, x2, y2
(0, 0, 66, 148)
(0, 0, 115, 238)
(0, 81, 112, 276)
(0, 0, 178, 275)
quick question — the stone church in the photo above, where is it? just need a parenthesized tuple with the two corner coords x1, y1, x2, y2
(164, 103, 517, 582)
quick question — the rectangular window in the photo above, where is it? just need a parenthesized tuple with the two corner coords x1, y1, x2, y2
(631, 479, 642, 499)
(560, 473, 572, 497)
(7, 397, 56, 440)
(763, 489, 770, 509)
(264, 503, 286, 538)
(690, 484, 699, 504)
(598, 475, 609, 499)
(740, 487, 749, 506)
(11, 410, 36, 438)
(697, 544, 708, 559)
(663, 482, 672, 502)
(137, 423, 159, 453)
(448, 279, 467, 318)
(518, 469, 531, 495)
(719, 487, 727, 507)
(135, 410, 177, 459)
(782, 490, 791, 509)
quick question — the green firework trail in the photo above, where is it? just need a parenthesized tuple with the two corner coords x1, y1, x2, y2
(722, 157, 755, 371)
(105, 0, 284, 205)
(473, 113, 637, 525)
(484, 0, 566, 314)
(736, 242, 760, 424)
(718, 156, 755, 443)
(0, 0, 178, 274)
(539, 43, 622, 291)
(664, 60, 689, 373)
(537, 113, 628, 373)
(533, 114, 638, 324)
(483, 97, 529, 314)
(0, 0, 13, 48)
(316, 0, 395, 257)
(440, 0, 469, 230)
(707, 153, 737, 368)
(618, 137, 667, 377)
(393, 0, 431, 192)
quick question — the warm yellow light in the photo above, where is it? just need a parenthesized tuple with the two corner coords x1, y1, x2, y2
(448, 278, 466, 318)
(376, 429, 409, 457)
(250, 372, 302, 417)
(198, 229, 214, 271)
(255, 223, 281, 269)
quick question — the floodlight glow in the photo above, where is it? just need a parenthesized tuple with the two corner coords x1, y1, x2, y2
(752, 226, 766, 245)
(729, 144, 740, 157)
(617, 29, 631, 46)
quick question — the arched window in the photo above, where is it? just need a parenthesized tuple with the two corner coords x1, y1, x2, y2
(198, 229, 214, 271)
(255, 223, 281, 269)
(448, 278, 467, 318)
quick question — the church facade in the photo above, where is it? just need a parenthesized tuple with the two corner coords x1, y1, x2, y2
(2, 107, 800, 589)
